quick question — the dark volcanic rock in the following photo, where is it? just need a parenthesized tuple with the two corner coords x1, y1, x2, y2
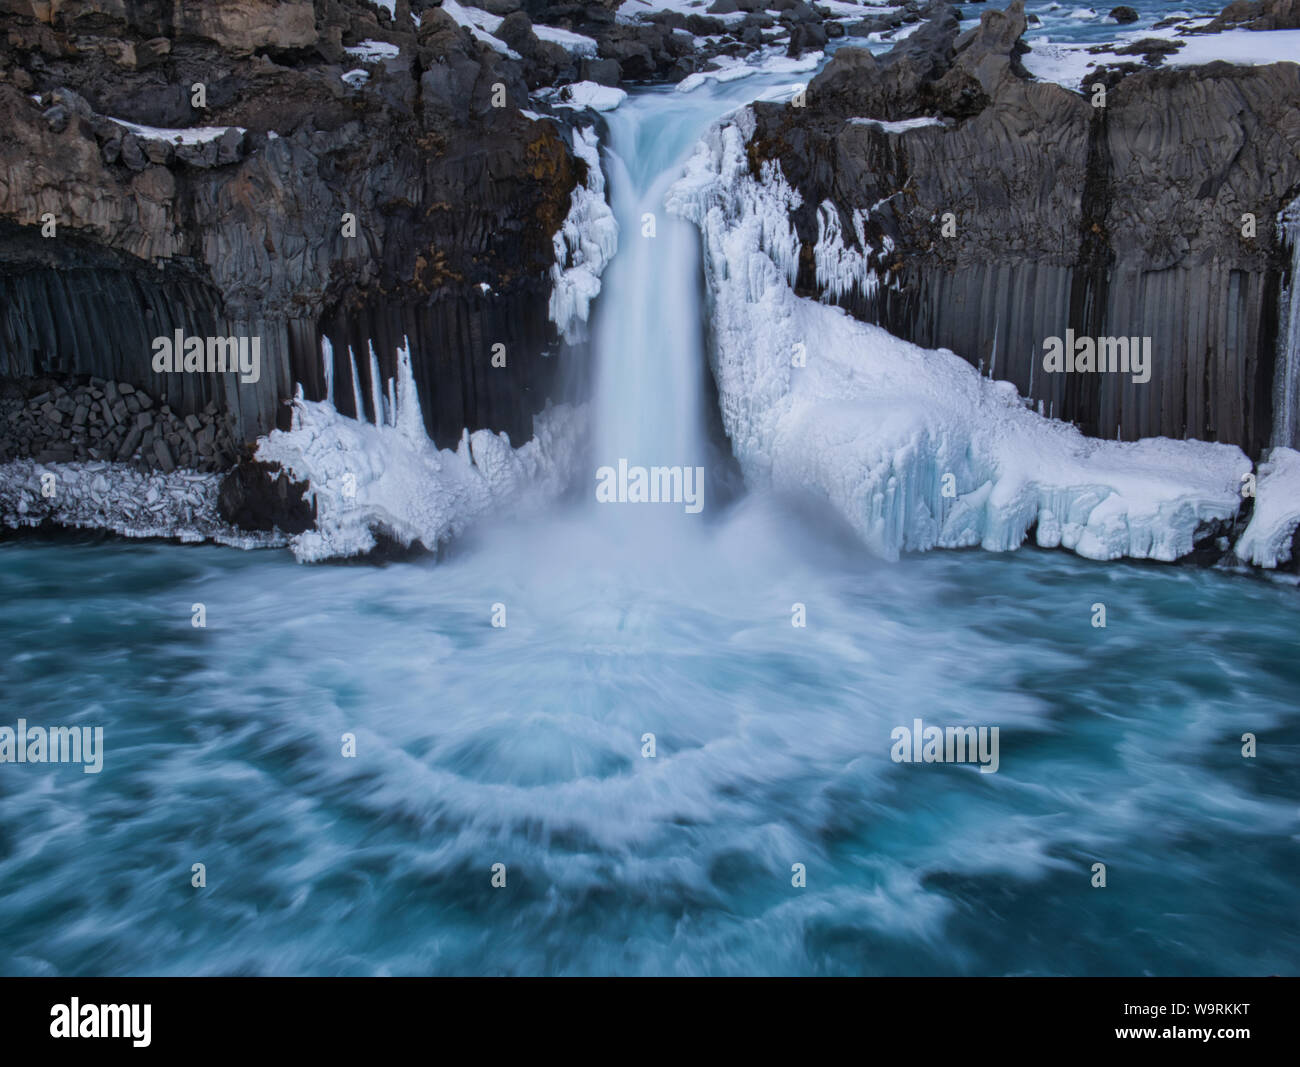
(1199, 0, 1300, 31)
(743, 1, 1300, 455)
(1108, 6, 1140, 23)
(0, 0, 588, 460)
(217, 459, 315, 534)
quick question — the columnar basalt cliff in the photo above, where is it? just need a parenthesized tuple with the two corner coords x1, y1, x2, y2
(742, 1, 1300, 455)
(0, 0, 587, 458)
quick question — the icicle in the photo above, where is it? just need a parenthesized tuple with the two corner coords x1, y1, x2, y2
(349, 345, 365, 423)
(321, 336, 334, 407)
(368, 342, 384, 427)
(394, 336, 427, 443)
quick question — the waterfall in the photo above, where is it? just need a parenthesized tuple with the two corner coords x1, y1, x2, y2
(1272, 197, 1300, 449)
(587, 79, 808, 525)
(591, 104, 708, 476)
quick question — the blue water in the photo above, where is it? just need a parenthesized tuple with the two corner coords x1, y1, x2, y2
(1, 496, 1297, 976)
(1017, 0, 1224, 44)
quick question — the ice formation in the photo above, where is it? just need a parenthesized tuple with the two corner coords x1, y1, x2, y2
(0, 459, 280, 548)
(549, 125, 619, 344)
(667, 109, 1252, 563)
(256, 340, 584, 562)
(1234, 448, 1300, 569)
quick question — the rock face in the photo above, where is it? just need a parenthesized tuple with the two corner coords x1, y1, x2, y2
(0, 373, 240, 471)
(0, 0, 585, 453)
(1200, 0, 1300, 31)
(216, 458, 314, 533)
(742, 1, 1300, 456)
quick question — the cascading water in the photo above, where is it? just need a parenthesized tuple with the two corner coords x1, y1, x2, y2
(587, 80, 807, 527)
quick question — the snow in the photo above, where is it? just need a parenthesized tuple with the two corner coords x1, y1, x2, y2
(848, 116, 945, 133)
(548, 81, 628, 112)
(1235, 448, 1300, 568)
(549, 126, 619, 344)
(676, 49, 822, 92)
(345, 39, 401, 62)
(668, 109, 1252, 563)
(1163, 29, 1300, 68)
(105, 118, 246, 144)
(1234, 448, 1300, 568)
(440, 1, 522, 58)
(533, 25, 600, 57)
(615, 0, 747, 24)
(256, 339, 583, 562)
(0, 459, 281, 548)
(1023, 24, 1300, 89)
(341, 69, 370, 88)
(1020, 39, 1098, 89)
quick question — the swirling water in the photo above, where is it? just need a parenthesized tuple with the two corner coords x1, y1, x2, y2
(0, 508, 1297, 976)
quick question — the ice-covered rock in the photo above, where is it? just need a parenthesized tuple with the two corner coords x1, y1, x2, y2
(549, 126, 619, 344)
(0, 459, 279, 548)
(668, 110, 1252, 563)
(256, 340, 584, 562)
(1235, 448, 1300, 568)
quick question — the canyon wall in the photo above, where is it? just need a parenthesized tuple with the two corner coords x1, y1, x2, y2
(743, 2, 1300, 455)
(0, 0, 583, 450)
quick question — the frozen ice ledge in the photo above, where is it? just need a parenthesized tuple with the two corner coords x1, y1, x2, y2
(667, 109, 1262, 566)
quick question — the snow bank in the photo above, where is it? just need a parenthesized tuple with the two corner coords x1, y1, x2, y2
(667, 110, 1251, 563)
(440, 1, 521, 58)
(848, 116, 945, 133)
(533, 25, 600, 57)
(548, 81, 628, 112)
(549, 126, 619, 344)
(106, 118, 246, 144)
(256, 340, 584, 562)
(1023, 23, 1300, 90)
(676, 49, 822, 93)
(0, 459, 280, 548)
(1235, 448, 1300, 569)
(345, 39, 401, 62)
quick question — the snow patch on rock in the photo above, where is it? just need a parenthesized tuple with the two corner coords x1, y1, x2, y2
(106, 118, 247, 144)
(345, 39, 401, 62)
(440, 1, 522, 58)
(533, 25, 600, 57)
(547, 81, 628, 112)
